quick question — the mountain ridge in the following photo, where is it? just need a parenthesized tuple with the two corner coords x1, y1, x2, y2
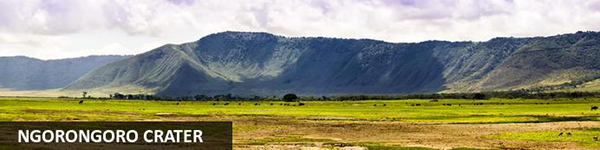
(64, 31, 600, 96)
(0, 55, 129, 90)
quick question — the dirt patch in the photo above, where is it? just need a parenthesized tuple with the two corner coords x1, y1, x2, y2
(299, 116, 366, 122)
(232, 116, 600, 150)
(131, 112, 600, 149)
(154, 113, 177, 116)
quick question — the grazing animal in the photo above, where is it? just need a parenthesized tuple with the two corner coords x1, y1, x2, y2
(270, 103, 274, 105)
(79, 100, 83, 104)
(239, 103, 241, 105)
(592, 106, 598, 111)
(594, 136, 598, 141)
(224, 103, 229, 105)
(176, 103, 180, 105)
(374, 104, 377, 106)
(566, 133, 572, 136)
(415, 104, 422, 106)
(299, 103, 305, 106)
(212, 103, 216, 105)
(411, 104, 415, 106)
(558, 132, 564, 136)
(383, 104, 386, 106)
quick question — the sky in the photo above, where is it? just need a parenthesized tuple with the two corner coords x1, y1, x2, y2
(1, 0, 600, 59)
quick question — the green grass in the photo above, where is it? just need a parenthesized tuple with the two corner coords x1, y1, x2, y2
(0, 97, 599, 123)
(489, 128, 600, 147)
(363, 145, 436, 150)
(449, 148, 489, 150)
(1, 97, 599, 149)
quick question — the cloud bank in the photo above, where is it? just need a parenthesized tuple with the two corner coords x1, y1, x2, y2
(1, 0, 600, 59)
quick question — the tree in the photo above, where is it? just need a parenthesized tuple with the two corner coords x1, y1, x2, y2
(283, 93, 298, 102)
(473, 93, 487, 100)
(112, 93, 125, 99)
(82, 92, 88, 98)
(194, 94, 208, 100)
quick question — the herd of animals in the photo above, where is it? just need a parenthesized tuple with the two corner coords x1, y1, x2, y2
(558, 132, 599, 142)
(76, 100, 599, 110)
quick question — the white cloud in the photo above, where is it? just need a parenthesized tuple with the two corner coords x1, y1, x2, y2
(1, 0, 600, 59)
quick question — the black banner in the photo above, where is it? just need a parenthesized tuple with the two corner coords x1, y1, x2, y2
(0, 122, 232, 150)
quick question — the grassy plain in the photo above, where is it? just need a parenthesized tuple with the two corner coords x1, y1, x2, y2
(1, 97, 600, 149)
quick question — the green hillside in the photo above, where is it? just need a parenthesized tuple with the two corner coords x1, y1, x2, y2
(64, 31, 600, 96)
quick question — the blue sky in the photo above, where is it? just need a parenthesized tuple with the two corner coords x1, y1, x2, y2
(1, 0, 600, 59)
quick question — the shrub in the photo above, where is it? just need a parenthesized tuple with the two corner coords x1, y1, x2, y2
(283, 93, 299, 102)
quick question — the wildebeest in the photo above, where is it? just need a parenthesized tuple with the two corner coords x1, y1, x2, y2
(176, 102, 180, 105)
(566, 132, 572, 136)
(299, 103, 305, 106)
(383, 104, 386, 106)
(270, 103, 274, 105)
(592, 106, 598, 111)
(79, 100, 83, 104)
(373, 104, 377, 106)
(224, 103, 229, 105)
(558, 132, 564, 136)
(212, 103, 216, 105)
(594, 136, 598, 141)
(415, 104, 422, 106)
